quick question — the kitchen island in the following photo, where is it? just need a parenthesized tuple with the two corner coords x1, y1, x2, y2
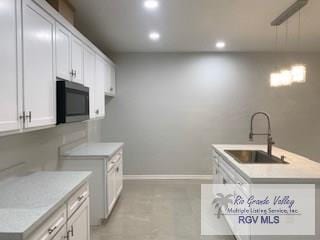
(211, 144, 320, 240)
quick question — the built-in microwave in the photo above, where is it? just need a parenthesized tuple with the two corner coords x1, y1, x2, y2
(56, 80, 89, 124)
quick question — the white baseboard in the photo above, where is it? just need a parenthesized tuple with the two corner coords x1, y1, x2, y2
(124, 175, 213, 180)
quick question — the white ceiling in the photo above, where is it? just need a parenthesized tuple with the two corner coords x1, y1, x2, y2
(69, 0, 320, 52)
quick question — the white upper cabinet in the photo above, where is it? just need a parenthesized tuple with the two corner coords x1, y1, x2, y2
(95, 55, 106, 118)
(22, 0, 56, 128)
(0, 0, 115, 135)
(56, 23, 72, 80)
(71, 37, 84, 84)
(0, 0, 21, 133)
(104, 61, 116, 96)
(83, 47, 96, 119)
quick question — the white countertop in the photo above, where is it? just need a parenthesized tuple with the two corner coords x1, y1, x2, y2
(0, 171, 91, 240)
(61, 142, 124, 159)
(212, 144, 320, 183)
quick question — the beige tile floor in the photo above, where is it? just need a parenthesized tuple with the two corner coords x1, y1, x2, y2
(91, 180, 235, 240)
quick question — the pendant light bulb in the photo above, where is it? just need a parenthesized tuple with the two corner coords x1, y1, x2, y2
(280, 69, 293, 86)
(291, 64, 306, 83)
(270, 72, 282, 87)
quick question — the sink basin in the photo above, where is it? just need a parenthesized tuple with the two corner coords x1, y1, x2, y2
(224, 150, 288, 164)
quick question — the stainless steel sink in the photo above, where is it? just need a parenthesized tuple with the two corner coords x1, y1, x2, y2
(224, 150, 289, 164)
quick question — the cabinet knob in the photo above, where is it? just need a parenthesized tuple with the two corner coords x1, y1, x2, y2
(95, 109, 99, 114)
(110, 87, 113, 91)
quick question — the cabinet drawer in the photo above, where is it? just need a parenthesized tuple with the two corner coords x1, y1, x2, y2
(67, 183, 89, 218)
(219, 158, 250, 196)
(219, 157, 248, 185)
(27, 206, 66, 240)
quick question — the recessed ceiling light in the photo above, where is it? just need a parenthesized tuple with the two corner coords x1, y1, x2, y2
(149, 32, 160, 41)
(216, 41, 226, 49)
(144, 0, 159, 10)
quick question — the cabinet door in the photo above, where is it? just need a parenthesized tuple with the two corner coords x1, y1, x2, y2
(107, 166, 116, 212)
(104, 61, 111, 95)
(22, 0, 56, 128)
(71, 37, 83, 84)
(83, 48, 96, 119)
(68, 198, 90, 240)
(0, 0, 21, 133)
(94, 55, 105, 118)
(115, 157, 123, 196)
(104, 62, 116, 96)
(56, 23, 72, 80)
(110, 64, 116, 95)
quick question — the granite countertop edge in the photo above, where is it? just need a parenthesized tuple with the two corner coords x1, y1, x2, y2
(60, 142, 124, 160)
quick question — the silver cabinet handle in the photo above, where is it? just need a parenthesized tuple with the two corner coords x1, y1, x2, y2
(70, 69, 75, 77)
(48, 216, 64, 234)
(77, 195, 84, 201)
(95, 109, 99, 114)
(19, 112, 26, 123)
(48, 225, 57, 234)
(70, 69, 77, 77)
(67, 225, 74, 238)
(25, 111, 32, 123)
(110, 87, 113, 91)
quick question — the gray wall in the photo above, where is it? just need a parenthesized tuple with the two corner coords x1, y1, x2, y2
(102, 53, 320, 175)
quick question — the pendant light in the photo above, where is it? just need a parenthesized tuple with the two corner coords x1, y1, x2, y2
(291, 10, 306, 83)
(269, 0, 308, 87)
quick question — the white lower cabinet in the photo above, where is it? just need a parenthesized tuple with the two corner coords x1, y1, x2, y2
(26, 183, 90, 240)
(107, 151, 123, 213)
(60, 148, 123, 225)
(107, 164, 116, 212)
(22, 0, 56, 129)
(213, 149, 251, 240)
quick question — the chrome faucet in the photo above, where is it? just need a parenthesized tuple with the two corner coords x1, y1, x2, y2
(249, 112, 275, 157)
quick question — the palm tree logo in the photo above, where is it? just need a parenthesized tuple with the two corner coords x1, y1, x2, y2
(212, 193, 233, 219)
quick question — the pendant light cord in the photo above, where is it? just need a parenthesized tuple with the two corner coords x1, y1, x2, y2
(298, 10, 301, 52)
(285, 20, 289, 50)
(275, 26, 278, 52)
